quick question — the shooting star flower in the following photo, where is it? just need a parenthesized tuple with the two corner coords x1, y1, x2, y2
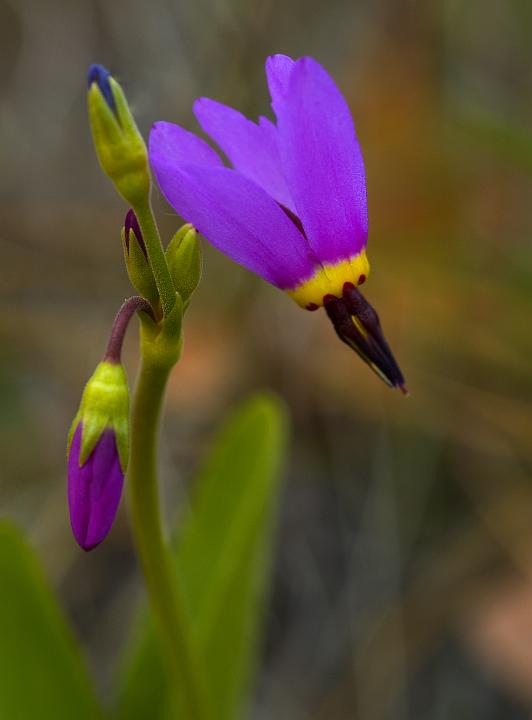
(149, 54, 406, 391)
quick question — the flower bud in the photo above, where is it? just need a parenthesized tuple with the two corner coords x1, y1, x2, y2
(122, 209, 159, 307)
(87, 63, 150, 205)
(165, 224, 202, 305)
(67, 361, 129, 550)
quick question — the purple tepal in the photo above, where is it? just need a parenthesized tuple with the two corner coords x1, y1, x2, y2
(68, 423, 124, 551)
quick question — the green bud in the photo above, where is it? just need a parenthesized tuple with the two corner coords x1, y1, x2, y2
(122, 210, 159, 308)
(165, 224, 202, 306)
(67, 361, 129, 471)
(87, 69, 150, 205)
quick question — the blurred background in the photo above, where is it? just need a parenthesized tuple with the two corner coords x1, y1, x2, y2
(1, 0, 532, 717)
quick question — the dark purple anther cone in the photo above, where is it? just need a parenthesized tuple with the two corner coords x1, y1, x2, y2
(124, 208, 148, 258)
(325, 285, 407, 393)
(68, 423, 124, 551)
(87, 63, 117, 116)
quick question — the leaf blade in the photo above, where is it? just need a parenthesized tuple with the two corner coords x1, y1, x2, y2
(0, 521, 104, 720)
(115, 392, 287, 720)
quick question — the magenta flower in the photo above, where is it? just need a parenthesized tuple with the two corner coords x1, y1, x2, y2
(150, 55, 406, 390)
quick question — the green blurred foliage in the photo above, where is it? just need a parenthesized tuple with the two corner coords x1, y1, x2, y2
(0, 521, 103, 720)
(116, 393, 287, 720)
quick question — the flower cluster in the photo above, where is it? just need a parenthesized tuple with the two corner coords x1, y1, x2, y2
(69, 55, 406, 552)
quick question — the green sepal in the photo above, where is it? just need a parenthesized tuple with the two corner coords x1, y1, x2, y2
(122, 227, 160, 309)
(67, 361, 130, 472)
(88, 77, 150, 205)
(165, 224, 202, 307)
(139, 293, 184, 371)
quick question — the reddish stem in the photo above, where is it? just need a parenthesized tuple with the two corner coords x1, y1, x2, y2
(104, 296, 153, 364)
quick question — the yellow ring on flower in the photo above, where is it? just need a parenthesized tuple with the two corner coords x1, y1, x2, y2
(286, 251, 370, 309)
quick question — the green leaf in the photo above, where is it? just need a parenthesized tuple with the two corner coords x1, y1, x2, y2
(115, 609, 168, 720)
(115, 392, 288, 720)
(0, 521, 104, 720)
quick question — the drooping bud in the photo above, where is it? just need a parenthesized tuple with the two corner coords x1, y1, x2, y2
(165, 224, 202, 306)
(87, 63, 150, 205)
(68, 423, 125, 552)
(122, 209, 159, 307)
(67, 361, 129, 550)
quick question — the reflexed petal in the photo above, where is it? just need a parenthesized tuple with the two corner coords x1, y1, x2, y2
(68, 424, 124, 551)
(150, 121, 223, 168)
(150, 123, 319, 288)
(275, 57, 368, 265)
(193, 98, 295, 211)
(265, 54, 295, 111)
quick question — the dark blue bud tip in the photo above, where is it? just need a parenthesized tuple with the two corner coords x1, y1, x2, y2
(87, 63, 117, 116)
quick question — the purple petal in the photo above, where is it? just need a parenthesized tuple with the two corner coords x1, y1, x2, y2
(150, 122, 319, 289)
(68, 424, 124, 551)
(265, 54, 295, 111)
(193, 98, 295, 212)
(275, 57, 368, 265)
(150, 121, 224, 168)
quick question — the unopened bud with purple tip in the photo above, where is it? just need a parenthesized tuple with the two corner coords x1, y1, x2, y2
(67, 297, 152, 550)
(67, 361, 129, 551)
(122, 209, 158, 306)
(124, 209, 147, 257)
(87, 63, 150, 204)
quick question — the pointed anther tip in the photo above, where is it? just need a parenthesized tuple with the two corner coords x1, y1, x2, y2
(87, 63, 116, 114)
(398, 383, 410, 397)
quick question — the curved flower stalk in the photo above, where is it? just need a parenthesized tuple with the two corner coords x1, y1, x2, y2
(67, 297, 151, 550)
(150, 54, 407, 391)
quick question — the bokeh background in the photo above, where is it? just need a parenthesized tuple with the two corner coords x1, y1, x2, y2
(1, 0, 532, 717)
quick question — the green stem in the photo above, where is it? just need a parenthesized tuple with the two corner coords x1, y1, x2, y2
(134, 197, 176, 317)
(128, 355, 209, 720)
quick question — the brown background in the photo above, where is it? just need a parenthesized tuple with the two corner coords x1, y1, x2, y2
(1, 0, 532, 717)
